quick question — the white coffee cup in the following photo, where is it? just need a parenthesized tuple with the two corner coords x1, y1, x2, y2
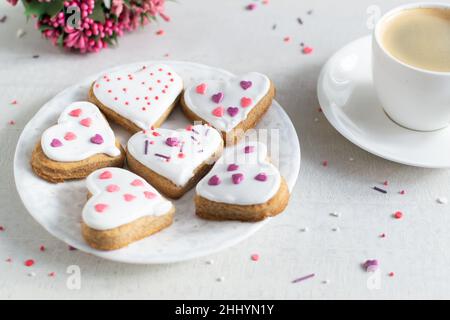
(372, 2, 450, 131)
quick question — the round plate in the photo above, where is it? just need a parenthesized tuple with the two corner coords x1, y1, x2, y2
(14, 61, 300, 264)
(318, 36, 450, 168)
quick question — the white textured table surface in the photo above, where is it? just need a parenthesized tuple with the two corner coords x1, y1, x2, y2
(1, 0, 450, 299)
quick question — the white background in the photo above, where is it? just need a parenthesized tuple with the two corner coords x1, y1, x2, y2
(1, 0, 450, 299)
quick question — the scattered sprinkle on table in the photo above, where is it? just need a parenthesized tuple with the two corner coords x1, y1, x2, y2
(246, 3, 257, 11)
(373, 186, 387, 194)
(28, 272, 36, 277)
(399, 190, 406, 195)
(302, 46, 313, 54)
(32, 54, 40, 59)
(283, 36, 291, 43)
(388, 272, 395, 277)
(330, 212, 340, 217)
(322, 279, 330, 284)
(307, 10, 313, 15)
(292, 273, 315, 284)
(8, 120, 16, 125)
(262, 0, 269, 4)
(300, 227, 309, 232)
(297, 17, 303, 25)
(155, 29, 165, 36)
(322, 160, 328, 167)
(379, 233, 386, 238)
(272, 24, 277, 30)
(10, 99, 17, 105)
(251, 254, 259, 261)
(393, 211, 403, 219)
(437, 197, 448, 204)
(0, 226, 4, 231)
(48, 272, 56, 277)
(16, 29, 26, 38)
(5, 258, 12, 263)
(216, 276, 225, 282)
(0, 15, 7, 23)
(383, 180, 389, 186)
(362, 259, 378, 272)
(332, 227, 340, 232)
(24, 259, 35, 267)
(39, 245, 45, 252)
(205, 259, 214, 265)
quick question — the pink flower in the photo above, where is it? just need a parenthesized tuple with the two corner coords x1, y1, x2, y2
(111, 0, 124, 16)
(7, 0, 18, 6)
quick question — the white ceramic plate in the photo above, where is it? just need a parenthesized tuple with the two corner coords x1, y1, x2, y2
(14, 61, 301, 264)
(318, 36, 450, 168)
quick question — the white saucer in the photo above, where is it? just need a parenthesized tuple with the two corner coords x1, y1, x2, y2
(318, 35, 450, 168)
(14, 61, 300, 264)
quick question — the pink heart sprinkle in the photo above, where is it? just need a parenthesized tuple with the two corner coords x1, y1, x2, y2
(255, 173, 267, 182)
(90, 134, 104, 144)
(196, 83, 207, 94)
(131, 179, 144, 186)
(212, 106, 224, 117)
(240, 97, 252, 108)
(80, 118, 92, 127)
(99, 171, 112, 179)
(123, 194, 136, 202)
(69, 108, 82, 117)
(240, 80, 252, 90)
(144, 191, 157, 199)
(227, 164, 239, 171)
(244, 145, 255, 153)
(208, 175, 221, 186)
(165, 137, 179, 147)
(211, 92, 224, 104)
(232, 173, 244, 184)
(106, 184, 120, 192)
(227, 107, 239, 117)
(94, 203, 108, 213)
(50, 138, 62, 147)
(64, 132, 77, 141)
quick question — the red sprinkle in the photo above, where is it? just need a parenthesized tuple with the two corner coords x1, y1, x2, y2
(399, 190, 406, 195)
(40, 245, 46, 252)
(48, 272, 56, 277)
(10, 99, 17, 105)
(283, 36, 291, 43)
(0, 226, 4, 231)
(322, 160, 328, 167)
(5, 258, 12, 263)
(393, 211, 403, 219)
(388, 272, 395, 277)
(24, 259, 35, 267)
(152, 131, 160, 137)
(178, 153, 185, 158)
(186, 125, 193, 131)
(251, 254, 259, 261)
(68, 245, 77, 251)
(383, 180, 389, 186)
(156, 29, 165, 36)
(8, 120, 15, 125)
(302, 46, 313, 54)
(246, 3, 257, 10)
(379, 233, 386, 238)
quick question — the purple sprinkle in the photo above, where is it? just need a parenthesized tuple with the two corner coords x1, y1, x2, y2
(244, 145, 255, 154)
(50, 138, 63, 148)
(155, 153, 171, 161)
(191, 128, 200, 135)
(198, 149, 204, 153)
(362, 259, 379, 272)
(179, 142, 185, 153)
(292, 273, 315, 284)
(227, 164, 239, 171)
(165, 137, 179, 147)
(232, 173, 244, 184)
(90, 134, 104, 144)
(240, 80, 252, 90)
(191, 135, 198, 142)
(205, 128, 209, 136)
(255, 173, 267, 181)
(208, 175, 221, 186)
(211, 92, 224, 104)
(227, 107, 239, 117)
(144, 140, 149, 155)
(373, 186, 387, 194)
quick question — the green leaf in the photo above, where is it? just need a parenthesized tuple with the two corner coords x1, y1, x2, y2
(23, 0, 64, 18)
(89, 0, 105, 23)
(57, 33, 64, 47)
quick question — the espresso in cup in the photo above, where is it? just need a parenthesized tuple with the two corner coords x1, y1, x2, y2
(379, 7, 450, 72)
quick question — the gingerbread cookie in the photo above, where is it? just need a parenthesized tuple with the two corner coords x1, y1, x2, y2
(195, 141, 289, 221)
(180, 73, 275, 145)
(82, 167, 175, 251)
(31, 102, 125, 183)
(127, 124, 223, 199)
(88, 64, 183, 133)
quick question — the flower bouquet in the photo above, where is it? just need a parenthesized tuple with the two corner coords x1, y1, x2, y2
(7, 0, 169, 53)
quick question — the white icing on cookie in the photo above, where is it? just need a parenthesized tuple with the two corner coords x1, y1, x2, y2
(82, 167, 173, 230)
(92, 64, 183, 130)
(196, 141, 281, 205)
(41, 101, 120, 162)
(183, 72, 271, 132)
(127, 125, 223, 187)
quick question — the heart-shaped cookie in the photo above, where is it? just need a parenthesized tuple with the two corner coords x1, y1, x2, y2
(41, 102, 121, 162)
(181, 72, 274, 144)
(127, 124, 223, 199)
(89, 64, 183, 132)
(195, 141, 290, 221)
(82, 167, 174, 250)
(32, 102, 125, 183)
